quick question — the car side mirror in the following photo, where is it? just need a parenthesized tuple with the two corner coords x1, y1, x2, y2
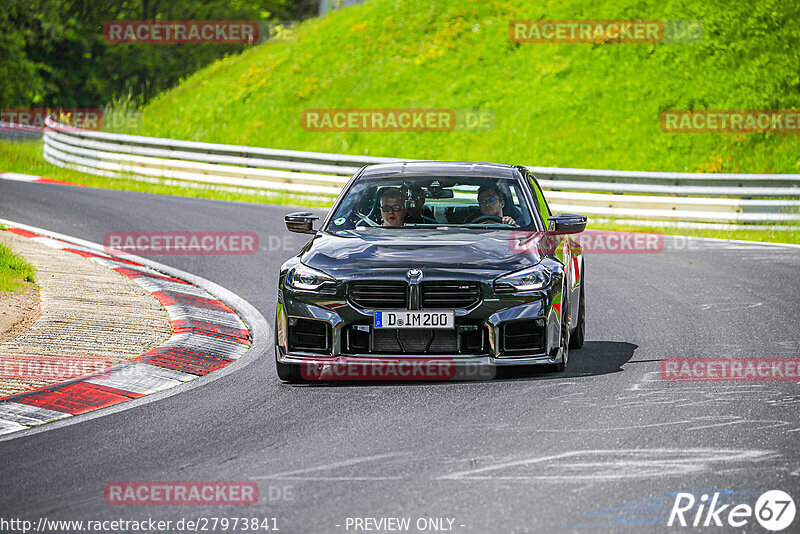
(285, 212, 319, 234)
(547, 213, 587, 234)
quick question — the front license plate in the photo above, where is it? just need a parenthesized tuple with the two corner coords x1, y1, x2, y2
(374, 311, 454, 329)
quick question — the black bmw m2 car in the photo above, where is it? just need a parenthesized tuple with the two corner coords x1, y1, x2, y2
(275, 161, 587, 382)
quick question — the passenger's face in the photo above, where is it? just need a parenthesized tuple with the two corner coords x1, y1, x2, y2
(381, 195, 406, 226)
(478, 191, 504, 217)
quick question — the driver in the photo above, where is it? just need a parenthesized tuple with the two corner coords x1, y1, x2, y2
(477, 185, 517, 225)
(379, 187, 407, 227)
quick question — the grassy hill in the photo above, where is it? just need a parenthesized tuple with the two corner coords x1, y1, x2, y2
(137, 0, 800, 174)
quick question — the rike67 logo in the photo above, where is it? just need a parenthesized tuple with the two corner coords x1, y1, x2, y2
(668, 490, 796, 531)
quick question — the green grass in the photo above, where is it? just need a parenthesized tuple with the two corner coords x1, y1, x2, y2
(137, 0, 800, 174)
(0, 239, 36, 292)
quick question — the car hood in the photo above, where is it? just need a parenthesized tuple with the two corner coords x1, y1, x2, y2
(300, 228, 543, 275)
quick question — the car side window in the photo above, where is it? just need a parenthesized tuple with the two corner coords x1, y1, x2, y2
(528, 173, 551, 221)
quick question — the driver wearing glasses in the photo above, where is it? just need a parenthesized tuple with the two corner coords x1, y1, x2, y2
(378, 187, 407, 227)
(477, 185, 517, 226)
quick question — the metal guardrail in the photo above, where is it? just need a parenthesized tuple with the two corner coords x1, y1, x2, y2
(40, 117, 800, 226)
(0, 121, 44, 140)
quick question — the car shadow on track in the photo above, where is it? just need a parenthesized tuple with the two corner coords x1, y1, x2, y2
(496, 341, 638, 381)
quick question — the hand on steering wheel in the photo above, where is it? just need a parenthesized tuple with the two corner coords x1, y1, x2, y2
(469, 214, 517, 225)
(469, 214, 503, 224)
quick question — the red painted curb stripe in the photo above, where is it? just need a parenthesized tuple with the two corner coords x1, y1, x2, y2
(7, 228, 39, 238)
(170, 319, 251, 344)
(137, 347, 233, 376)
(12, 382, 134, 415)
(151, 291, 234, 313)
(34, 177, 84, 187)
(112, 267, 190, 284)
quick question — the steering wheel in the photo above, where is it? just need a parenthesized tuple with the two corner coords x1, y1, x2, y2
(355, 212, 380, 227)
(469, 214, 503, 224)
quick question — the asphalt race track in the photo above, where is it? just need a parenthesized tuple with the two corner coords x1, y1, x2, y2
(2, 180, 800, 533)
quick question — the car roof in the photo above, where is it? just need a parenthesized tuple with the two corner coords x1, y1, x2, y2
(359, 161, 520, 180)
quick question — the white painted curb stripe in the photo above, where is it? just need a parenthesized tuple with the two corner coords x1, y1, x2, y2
(0, 173, 40, 182)
(0, 401, 72, 425)
(164, 304, 246, 328)
(0, 419, 27, 435)
(160, 333, 250, 360)
(131, 277, 213, 298)
(85, 362, 197, 395)
(88, 256, 165, 274)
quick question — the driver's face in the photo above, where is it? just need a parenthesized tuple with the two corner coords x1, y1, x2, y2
(381, 195, 406, 226)
(478, 191, 504, 217)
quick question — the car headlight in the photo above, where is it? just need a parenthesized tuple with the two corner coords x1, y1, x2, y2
(494, 264, 551, 292)
(286, 264, 336, 292)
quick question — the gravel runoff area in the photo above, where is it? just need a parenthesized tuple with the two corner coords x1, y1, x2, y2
(0, 231, 172, 397)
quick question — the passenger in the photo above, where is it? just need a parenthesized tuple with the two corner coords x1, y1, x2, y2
(403, 185, 436, 224)
(378, 187, 407, 227)
(477, 185, 517, 226)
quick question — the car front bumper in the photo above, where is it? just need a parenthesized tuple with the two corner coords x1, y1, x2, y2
(276, 347, 565, 381)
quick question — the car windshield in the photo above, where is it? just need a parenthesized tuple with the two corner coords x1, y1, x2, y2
(325, 175, 535, 231)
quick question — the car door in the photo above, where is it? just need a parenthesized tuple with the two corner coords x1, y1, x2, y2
(524, 168, 583, 324)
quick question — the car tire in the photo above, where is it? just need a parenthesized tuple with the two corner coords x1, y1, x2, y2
(569, 270, 585, 349)
(554, 299, 570, 372)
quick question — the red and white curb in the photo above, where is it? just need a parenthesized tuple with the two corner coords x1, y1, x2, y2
(0, 224, 253, 436)
(0, 172, 82, 187)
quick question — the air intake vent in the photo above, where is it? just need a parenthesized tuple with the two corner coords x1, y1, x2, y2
(372, 329, 457, 354)
(289, 319, 331, 354)
(421, 282, 481, 309)
(501, 320, 545, 355)
(350, 281, 407, 309)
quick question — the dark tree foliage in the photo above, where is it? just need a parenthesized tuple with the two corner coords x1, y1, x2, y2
(0, 0, 316, 108)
